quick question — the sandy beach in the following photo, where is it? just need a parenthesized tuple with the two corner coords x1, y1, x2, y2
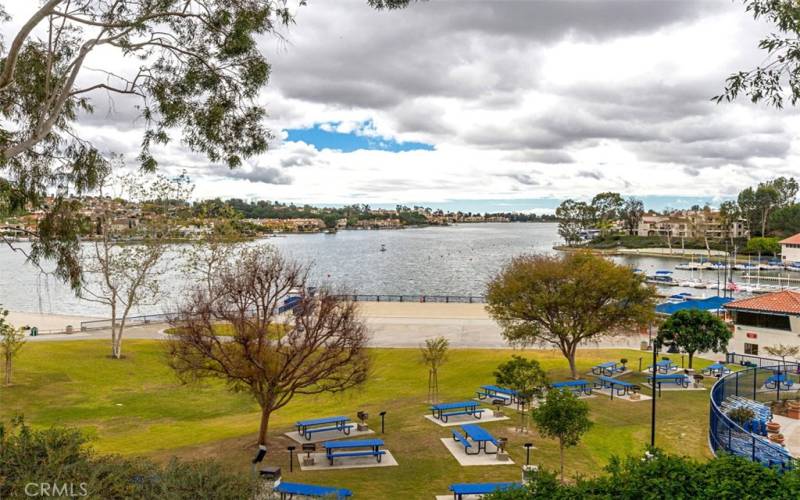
(6, 310, 102, 332)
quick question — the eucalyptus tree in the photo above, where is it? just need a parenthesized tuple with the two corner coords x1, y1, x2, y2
(0, 0, 412, 289)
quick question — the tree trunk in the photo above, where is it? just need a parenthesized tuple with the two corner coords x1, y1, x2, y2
(4, 355, 11, 385)
(688, 351, 694, 369)
(258, 408, 272, 447)
(559, 441, 565, 483)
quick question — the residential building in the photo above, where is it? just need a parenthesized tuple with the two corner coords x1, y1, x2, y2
(635, 210, 747, 240)
(723, 290, 800, 359)
(780, 233, 800, 264)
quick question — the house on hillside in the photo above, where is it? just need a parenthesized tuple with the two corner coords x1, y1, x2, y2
(780, 233, 800, 264)
(723, 290, 800, 359)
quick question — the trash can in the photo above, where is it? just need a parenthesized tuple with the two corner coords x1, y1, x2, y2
(65, 325, 73, 334)
(30, 327, 38, 337)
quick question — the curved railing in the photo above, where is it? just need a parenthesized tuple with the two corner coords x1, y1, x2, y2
(709, 360, 798, 470)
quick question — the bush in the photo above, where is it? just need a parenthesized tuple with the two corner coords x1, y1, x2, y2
(0, 419, 254, 499)
(726, 407, 756, 426)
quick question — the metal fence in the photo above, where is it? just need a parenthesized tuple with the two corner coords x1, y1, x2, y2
(80, 312, 173, 331)
(344, 294, 485, 303)
(709, 362, 798, 471)
(726, 352, 800, 371)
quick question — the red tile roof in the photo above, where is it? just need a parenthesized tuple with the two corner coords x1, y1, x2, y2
(724, 290, 800, 315)
(779, 233, 800, 244)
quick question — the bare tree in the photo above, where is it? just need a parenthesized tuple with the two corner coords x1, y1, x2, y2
(764, 344, 800, 372)
(420, 336, 448, 403)
(0, 307, 25, 386)
(167, 247, 370, 447)
(80, 173, 192, 359)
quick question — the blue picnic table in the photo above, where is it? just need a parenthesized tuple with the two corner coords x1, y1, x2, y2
(551, 380, 592, 396)
(460, 424, 500, 454)
(594, 375, 638, 399)
(449, 482, 521, 499)
(477, 385, 518, 404)
(765, 374, 794, 390)
(323, 439, 385, 466)
(591, 361, 622, 376)
(648, 359, 676, 374)
(650, 374, 690, 396)
(296, 416, 351, 441)
(273, 481, 352, 499)
(702, 363, 731, 376)
(431, 401, 484, 423)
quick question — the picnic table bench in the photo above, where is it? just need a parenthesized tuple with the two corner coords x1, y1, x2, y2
(323, 439, 385, 466)
(296, 416, 351, 441)
(431, 401, 485, 423)
(461, 423, 499, 454)
(273, 481, 352, 499)
(476, 385, 517, 404)
(451, 429, 479, 455)
(594, 375, 638, 399)
(449, 482, 522, 499)
(648, 359, 676, 374)
(765, 374, 794, 390)
(551, 379, 592, 396)
(651, 373, 690, 388)
(702, 363, 731, 376)
(591, 361, 623, 376)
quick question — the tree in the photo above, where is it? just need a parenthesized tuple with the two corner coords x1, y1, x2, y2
(764, 344, 800, 371)
(79, 173, 192, 359)
(531, 389, 592, 483)
(736, 178, 797, 236)
(620, 197, 644, 235)
(769, 203, 800, 236)
(555, 199, 593, 245)
(0, 0, 412, 288)
(745, 236, 781, 256)
(657, 310, 732, 369)
(493, 355, 548, 432)
(0, 307, 24, 386)
(590, 192, 624, 235)
(486, 252, 656, 379)
(719, 200, 741, 247)
(420, 336, 449, 403)
(167, 247, 369, 448)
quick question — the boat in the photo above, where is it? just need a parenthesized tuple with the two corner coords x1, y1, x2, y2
(647, 270, 678, 286)
(759, 260, 784, 271)
(380, 244, 386, 252)
(733, 263, 758, 271)
(786, 262, 800, 272)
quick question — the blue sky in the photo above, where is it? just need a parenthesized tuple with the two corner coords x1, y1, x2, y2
(286, 121, 434, 153)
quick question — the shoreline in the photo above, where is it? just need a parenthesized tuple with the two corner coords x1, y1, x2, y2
(554, 245, 761, 263)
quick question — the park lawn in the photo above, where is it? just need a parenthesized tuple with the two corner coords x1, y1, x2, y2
(0, 340, 719, 499)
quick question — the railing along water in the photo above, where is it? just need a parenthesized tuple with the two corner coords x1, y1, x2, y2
(709, 356, 798, 471)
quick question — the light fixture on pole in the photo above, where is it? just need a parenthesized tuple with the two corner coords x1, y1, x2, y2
(287, 446, 296, 473)
(379, 411, 387, 434)
(524, 442, 533, 466)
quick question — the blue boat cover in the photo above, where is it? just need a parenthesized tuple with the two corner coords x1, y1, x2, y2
(656, 296, 733, 315)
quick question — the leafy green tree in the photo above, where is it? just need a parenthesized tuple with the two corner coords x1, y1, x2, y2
(531, 389, 592, 483)
(0, 0, 412, 288)
(746, 236, 781, 256)
(737, 177, 797, 236)
(769, 203, 800, 236)
(591, 192, 624, 234)
(487, 252, 656, 378)
(493, 355, 549, 431)
(719, 200, 741, 247)
(657, 309, 732, 369)
(555, 199, 594, 245)
(620, 197, 644, 235)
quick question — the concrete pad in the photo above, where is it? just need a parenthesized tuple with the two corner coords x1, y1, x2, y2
(592, 388, 652, 402)
(283, 424, 375, 444)
(440, 438, 515, 466)
(773, 414, 800, 457)
(424, 414, 510, 428)
(297, 450, 398, 471)
(473, 397, 520, 410)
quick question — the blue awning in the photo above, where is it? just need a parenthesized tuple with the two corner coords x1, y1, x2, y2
(655, 296, 734, 315)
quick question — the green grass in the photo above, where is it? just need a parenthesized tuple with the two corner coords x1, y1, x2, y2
(0, 341, 721, 499)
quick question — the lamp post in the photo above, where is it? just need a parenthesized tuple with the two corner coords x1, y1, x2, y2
(379, 411, 387, 434)
(650, 336, 673, 448)
(524, 442, 533, 466)
(287, 446, 296, 473)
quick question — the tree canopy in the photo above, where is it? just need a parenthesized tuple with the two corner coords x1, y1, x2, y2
(657, 309, 732, 368)
(486, 252, 656, 378)
(0, 0, 411, 288)
(531, 389, 592, 483)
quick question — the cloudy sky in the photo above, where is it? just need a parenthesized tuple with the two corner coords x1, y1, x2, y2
(17, 0, 800, 212)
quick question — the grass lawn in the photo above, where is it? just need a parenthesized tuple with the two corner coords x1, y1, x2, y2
(0, 340, 720, 499)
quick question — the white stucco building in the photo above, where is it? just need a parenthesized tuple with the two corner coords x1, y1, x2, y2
(780, 233, 800, 264)
(724, 291, 800, 360)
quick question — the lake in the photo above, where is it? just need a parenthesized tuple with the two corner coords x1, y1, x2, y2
(0, 223, 751, 317)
